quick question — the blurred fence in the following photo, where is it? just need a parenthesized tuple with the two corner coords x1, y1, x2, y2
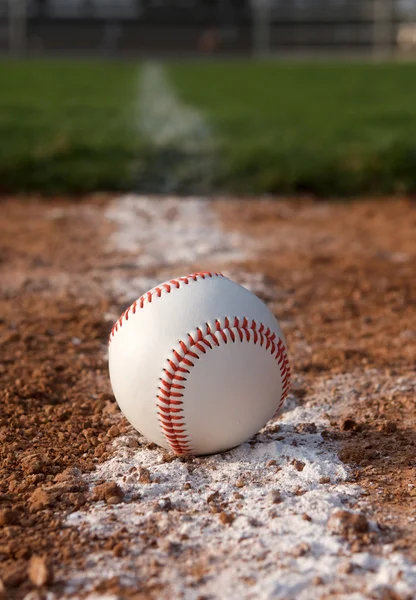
(1, 0, 416, 58)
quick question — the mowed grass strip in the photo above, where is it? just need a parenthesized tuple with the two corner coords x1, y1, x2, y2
(168, 61, 416, 196)
(0, 60, 141, 194)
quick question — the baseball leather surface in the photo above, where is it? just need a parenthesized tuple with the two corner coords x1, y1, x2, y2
(109, 272, 290, 456)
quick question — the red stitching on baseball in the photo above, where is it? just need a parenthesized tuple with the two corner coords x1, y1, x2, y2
(272, 339, 291, 417)
(157, 318, 291, 455)
(109, 272, 224, 342)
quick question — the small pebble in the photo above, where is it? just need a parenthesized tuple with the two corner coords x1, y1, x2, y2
(28, 556, 52, 587)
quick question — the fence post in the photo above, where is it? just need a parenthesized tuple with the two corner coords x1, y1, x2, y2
(8, 0, 27, 55)
(251, 0, 271, 58)
(373, 0, 394, 59)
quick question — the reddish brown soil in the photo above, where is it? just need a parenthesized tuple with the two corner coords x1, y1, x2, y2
(0, 195, 415, 598)
(217, 197, 416, 559)
(0, 197, 127, 598)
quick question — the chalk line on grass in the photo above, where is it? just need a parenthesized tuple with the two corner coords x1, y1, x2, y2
(139, 63, 211, 152)
(65, 195, 416, 599)
(137, 63, 215, 193)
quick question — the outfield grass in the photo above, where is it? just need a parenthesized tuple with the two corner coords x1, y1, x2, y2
(1, 59, 416, 196)
(168, 61, 416, 195)
(0, 60, 141, 193)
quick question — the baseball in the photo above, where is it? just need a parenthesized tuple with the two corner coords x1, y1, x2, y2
(108, 271, 290, 456)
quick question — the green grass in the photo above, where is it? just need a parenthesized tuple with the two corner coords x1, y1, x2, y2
(1, 59, 416, 196)
(167, 61, 416, 196)
(0, 60, 142, 193)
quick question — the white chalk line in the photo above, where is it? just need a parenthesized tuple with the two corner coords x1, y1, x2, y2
(64, 197, 416, 600)
(136, 63, 215, 192)
(104, 194, 246, 302)
(139, 62, 212, 152)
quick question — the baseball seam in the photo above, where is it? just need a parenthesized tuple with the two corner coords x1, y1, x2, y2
(109, 271, 224, 343)
(158, 317, 291, 455)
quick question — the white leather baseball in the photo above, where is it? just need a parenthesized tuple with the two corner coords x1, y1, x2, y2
(108, 272, 290, 456)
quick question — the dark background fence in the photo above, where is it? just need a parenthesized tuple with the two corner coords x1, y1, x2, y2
(0, 0, 415, 57)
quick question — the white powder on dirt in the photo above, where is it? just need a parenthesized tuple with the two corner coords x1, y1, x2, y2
(104, 195, 246, 301)
(64, 195, 416, 599)
(65, 374, 416, 600)
(66, 398, 355, 598)
(105, 194, 245, 266)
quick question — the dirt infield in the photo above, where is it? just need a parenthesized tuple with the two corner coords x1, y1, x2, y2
(0, 195, 415, 599)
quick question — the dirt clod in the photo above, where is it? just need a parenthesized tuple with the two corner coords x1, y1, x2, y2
(29, 489, 53, 512)
(219, 512, 235, 525)
(3, 565, 26, 588)
(54, 467, 82, 483)
(28, 556, 52, 587)
(341, 418, 357, 431)
(93, 482, 123, 503)
(0, 509, 20, 526)
(138, 467, 151, 484)
(327, 510, 369, 539)
(270, 490, 283, 504)
(291, 459, 305, 472)
(108, 425, 120, 438)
